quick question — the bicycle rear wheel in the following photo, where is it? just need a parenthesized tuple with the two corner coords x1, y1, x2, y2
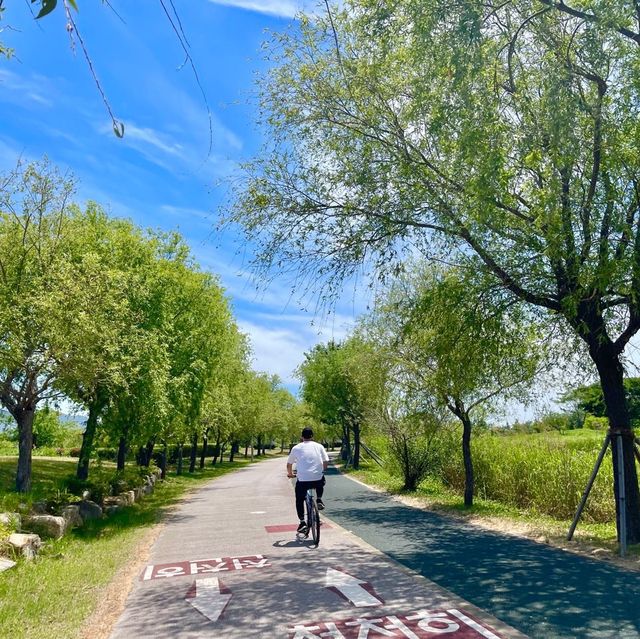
(309, 498, 320, 546)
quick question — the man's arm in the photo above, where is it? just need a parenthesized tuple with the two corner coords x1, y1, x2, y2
(287, 462, 294, 478)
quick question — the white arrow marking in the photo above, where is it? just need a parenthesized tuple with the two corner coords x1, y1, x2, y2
(186, 577, 232, 622)
(325, 568, 382, 607)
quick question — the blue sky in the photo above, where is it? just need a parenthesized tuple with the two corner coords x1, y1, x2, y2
(0, 0, 361, 394)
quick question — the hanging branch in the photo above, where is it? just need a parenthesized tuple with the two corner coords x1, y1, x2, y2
(62, 1, 125, 137)
(158, 0, 213, 158)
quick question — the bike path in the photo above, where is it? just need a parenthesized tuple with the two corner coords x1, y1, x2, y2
(108, 457, 526, 639)
(325, 466, 640, 639)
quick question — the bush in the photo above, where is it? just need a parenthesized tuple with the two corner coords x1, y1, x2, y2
(584, 415, 608, 430)
(95, 448, 118, 462)
(62, 475, 112, 505)
(68, 448, 81, 458)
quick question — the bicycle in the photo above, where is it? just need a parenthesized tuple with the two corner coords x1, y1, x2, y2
(297, 487, 321, 546)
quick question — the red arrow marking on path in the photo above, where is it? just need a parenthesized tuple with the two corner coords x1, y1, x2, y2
(185, 577, 232, 622)
(325, 567, 383, 607)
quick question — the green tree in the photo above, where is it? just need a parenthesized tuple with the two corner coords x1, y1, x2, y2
(55, 204, 155, 480)
(298, 338, 383, 469)
(364, 264, 542, 504)
(230, 0, 640, 542)
(32, 406, 65, 448)
(0, 159, 78, 491)
(564, 378, 640, 425)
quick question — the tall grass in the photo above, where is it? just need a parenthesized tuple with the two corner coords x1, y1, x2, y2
(363, 429, 614, 522)
(439, 430, 614, 521)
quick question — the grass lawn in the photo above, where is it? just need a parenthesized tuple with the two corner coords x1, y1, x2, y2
(0, 456, 80, 509)
(0, 456, 253, 639)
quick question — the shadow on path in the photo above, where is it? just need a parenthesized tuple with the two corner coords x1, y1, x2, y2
(325, 467, 640, 639)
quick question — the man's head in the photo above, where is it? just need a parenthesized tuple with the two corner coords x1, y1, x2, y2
(301, 427, 314, 440)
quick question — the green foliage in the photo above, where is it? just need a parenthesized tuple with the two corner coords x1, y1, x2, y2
(32, 407, 80, 448)
(387, 416, 456, 491)
(0, 159, 255, 488)
(564, 378, 640, 425)
(584, 415, 609, 431)
(34, 0, 59, 20)
(230, 0, 640, 537)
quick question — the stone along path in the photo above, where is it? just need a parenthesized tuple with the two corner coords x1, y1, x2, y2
(108, 456, 526, 639)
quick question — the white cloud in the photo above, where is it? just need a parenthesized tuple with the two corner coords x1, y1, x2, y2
(238, 308, 356, 387)
(0, 69, 55, 108)
(239, 319, 310, 384)
(207, 0, 313, 18)
(125, 124, 186, 157)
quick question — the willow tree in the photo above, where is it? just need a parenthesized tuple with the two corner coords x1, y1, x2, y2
(297, 338, 384, 469)
(366, 264, 543, 505)
(55, 205, 157, 480)
(229, 0, 640, 542)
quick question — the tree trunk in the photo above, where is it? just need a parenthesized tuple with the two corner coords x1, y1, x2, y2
(229, 441, 237, 462)
(590, 342, 640, 544)
(256, 435, 262, 456)
(460, 410, 474, 508)
(341, 424, 352, 462)
(189, 432, 198, 473)
(15, 407, 35, 493)
(447, 399, 474, 508)
(144, 438, 155, 467)
(117, 436, 127, 471)
(177, 444, 184, 475)
(200, 430, 208, 469)
(352, 422, 361, 470)
(77, 401, 100, 481)
(160, 441, 168, 480)
(402, 436, 415, 491)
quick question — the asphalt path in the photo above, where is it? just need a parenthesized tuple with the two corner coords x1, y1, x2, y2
(325, 466, 640, 639)
(108, 457, 527, 639)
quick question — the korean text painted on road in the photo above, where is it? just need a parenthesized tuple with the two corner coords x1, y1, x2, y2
(289, 608, 503, 639)
(141, 554, 270, 581)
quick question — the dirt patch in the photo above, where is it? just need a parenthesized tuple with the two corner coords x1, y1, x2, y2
(79, 523, 163, 639)
(391, 492, 640, 572)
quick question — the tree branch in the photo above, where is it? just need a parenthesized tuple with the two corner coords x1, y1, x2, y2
(456, 224, 562, 311)
(538, 0, 640, 45)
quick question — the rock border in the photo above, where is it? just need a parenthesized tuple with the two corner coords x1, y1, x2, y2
(0, 468, 163, 570)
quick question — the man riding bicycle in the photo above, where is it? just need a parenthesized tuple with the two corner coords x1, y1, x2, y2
(287, 427, 329, 533)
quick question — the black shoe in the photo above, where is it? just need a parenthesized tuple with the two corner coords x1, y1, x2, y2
(317, 499, 325, 511)
(296, 521, 308, 533)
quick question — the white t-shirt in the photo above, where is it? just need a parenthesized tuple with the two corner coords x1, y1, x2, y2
(287, 440, 329, 482)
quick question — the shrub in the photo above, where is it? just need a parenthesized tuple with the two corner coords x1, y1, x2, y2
(62, 475, 112, 505)
(95, 448, 118, 462)
(583, 415, 608, 430)
(68, 447, 81, 458)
